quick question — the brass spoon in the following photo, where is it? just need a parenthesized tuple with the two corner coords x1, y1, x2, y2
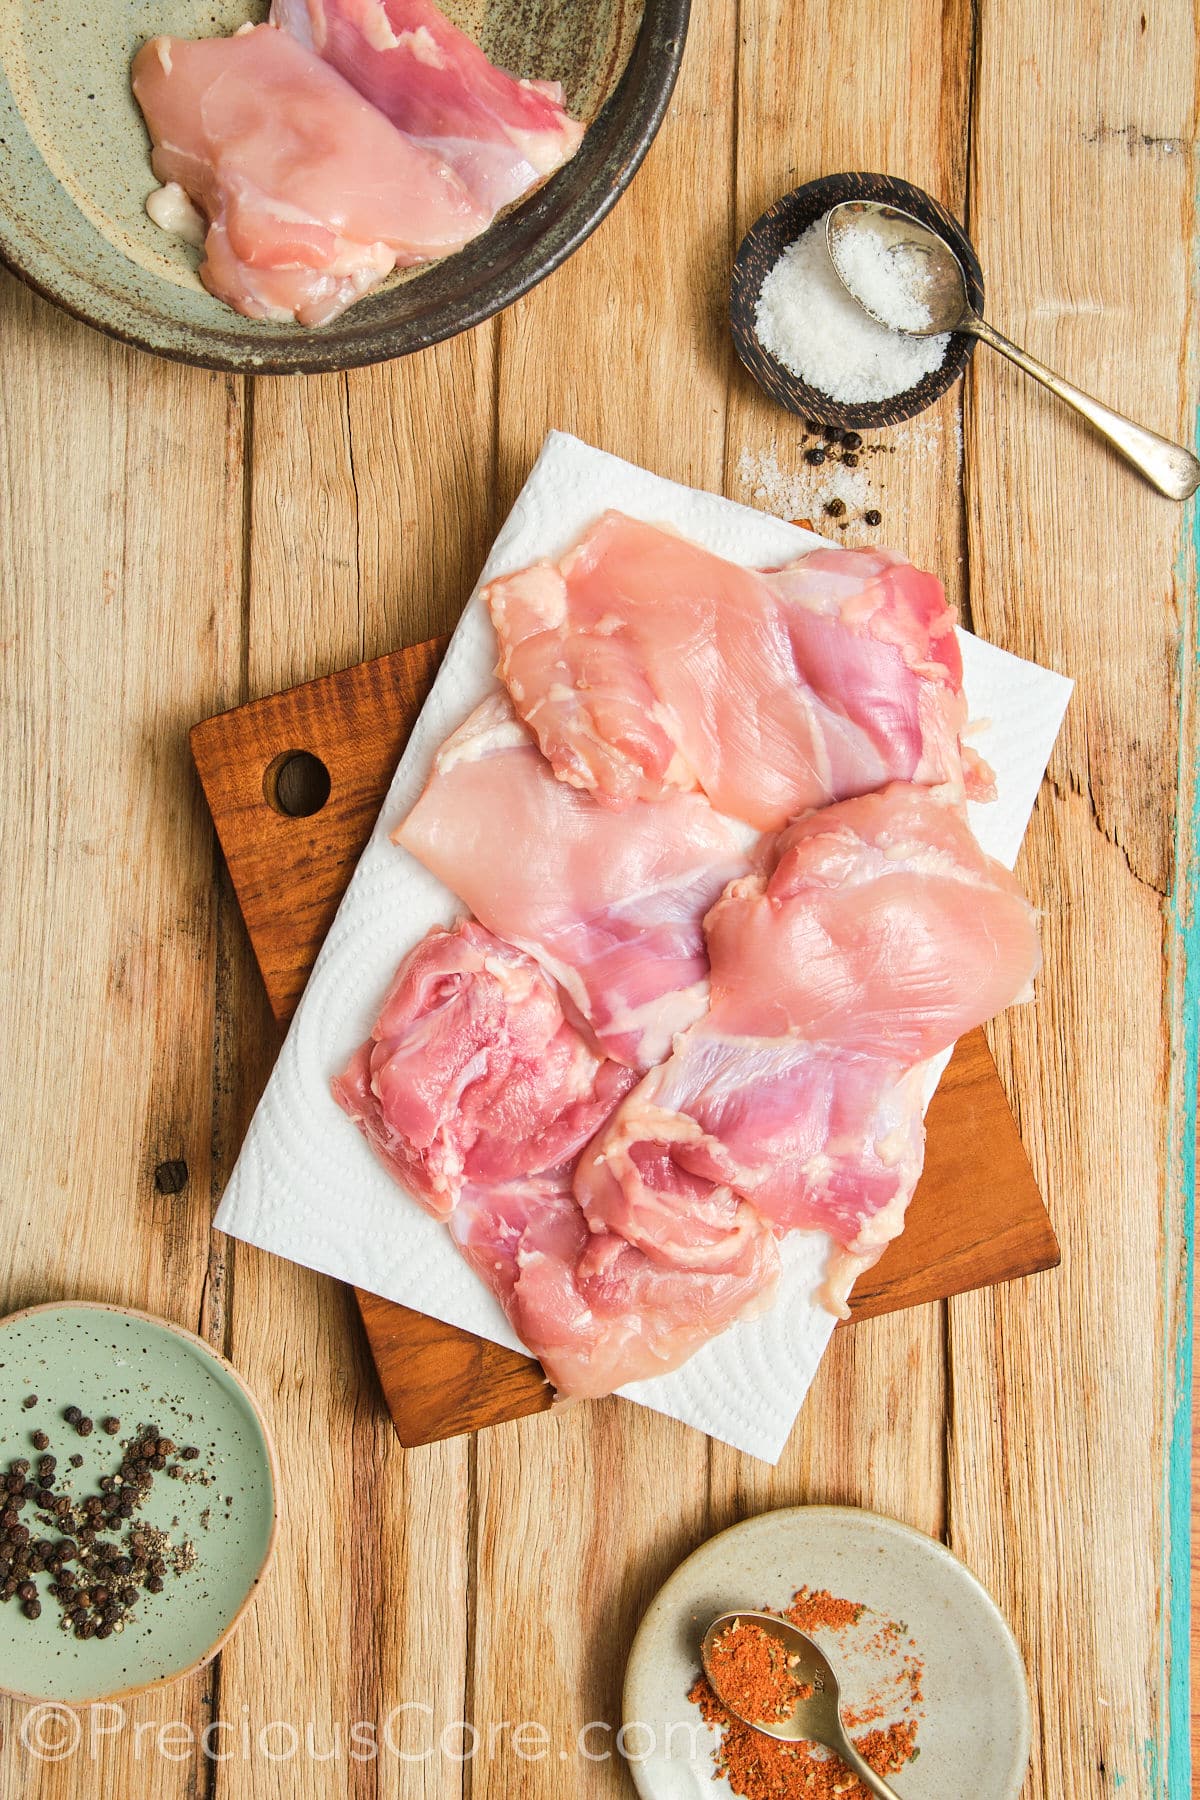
(701, 1610, 905, 1800)
(825, 199, 1200, 501)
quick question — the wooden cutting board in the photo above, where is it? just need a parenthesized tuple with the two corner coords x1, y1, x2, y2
(191, 639, 1060, 1447)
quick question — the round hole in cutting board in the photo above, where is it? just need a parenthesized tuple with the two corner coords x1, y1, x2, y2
(264, 751, 331, 818)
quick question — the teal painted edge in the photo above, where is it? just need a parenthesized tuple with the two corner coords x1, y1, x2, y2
(1160, 431, 1199, 1797)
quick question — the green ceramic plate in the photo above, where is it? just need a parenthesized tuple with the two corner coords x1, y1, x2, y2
(0, 1302, 277, 1704)
(0, 0, 688, 372)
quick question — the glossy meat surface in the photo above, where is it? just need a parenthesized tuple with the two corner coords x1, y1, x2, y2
(487, 512, 994, 830)
(333, 921, 775, 1397)
(574, 785, 1041, 1313)
(332, 921, 632, 1217)
(394, 695, 749, 1068)
(132, 25, 487, 324)
(272, 0, 584, 214)
(451, 1176, 779, 1399)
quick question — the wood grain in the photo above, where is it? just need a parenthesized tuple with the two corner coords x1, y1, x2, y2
(0, 0, 1193, 1791)
(191, 635, 1058, 1445)
(951, 2, 1198, 1793)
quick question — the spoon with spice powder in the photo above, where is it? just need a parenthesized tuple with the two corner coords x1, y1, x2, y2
(826, 199, 1200, 501)
(701, 1610, 906, 1800)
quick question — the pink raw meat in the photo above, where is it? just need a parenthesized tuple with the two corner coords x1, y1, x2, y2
(486, 512, 994, 830)
(332, 921, 633, 1217)
(132, 26, 488, 325)
(394, 694, 750, 1069)
(574, 785, 1041, 1314)
(332, 921, 776, 1397)
(272, 0, 584, 215)
(451, 1177, 779, 1400)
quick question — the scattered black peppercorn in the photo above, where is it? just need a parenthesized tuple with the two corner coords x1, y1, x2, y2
(68, 1454, 82, 1469)
(22, 1396, 37, 1411)
(864, 509, 882, 527)
(181, 1447, 200, 1462)
(2, 1412, 205, 1640)
(824, 499, 847, 518)
(841, 453, 859, 469)
(803, 447, 826, 466)
(841, 431, 863, 451)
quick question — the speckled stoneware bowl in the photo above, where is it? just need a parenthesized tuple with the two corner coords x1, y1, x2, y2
(622, 1505, 1031, 1800)
(0, 1302, 277, 1704)
(730, 171, 985, 432)
(0, 0, 686, 372)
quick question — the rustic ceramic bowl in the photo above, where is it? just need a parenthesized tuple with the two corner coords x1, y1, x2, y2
(623, 1506, 1031, 1800)
(0, 0, 686, 372)
(730, 171, 985, 432)
(0, 1301, 277, 1705)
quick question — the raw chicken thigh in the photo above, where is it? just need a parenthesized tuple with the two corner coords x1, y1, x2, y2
(272, 0, 584, 215)
(131, 25, 488, 324)
(394, 695, 750, 1069)
(487, 512, 994, 830)
(332, 921, 633, 1216)
(333, 920, 777, 1397)
(452, 1178, 779, 1399)
(573, 784, 1041, 1313)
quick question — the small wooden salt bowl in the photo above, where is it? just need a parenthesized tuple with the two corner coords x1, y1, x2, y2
(730, 170, 985, 433)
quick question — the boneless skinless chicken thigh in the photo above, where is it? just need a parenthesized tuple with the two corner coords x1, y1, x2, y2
(271, 0, 585, 215)
(336, 520, 1041, 1397)
(486, 512, 995, 829)
(132, 1, 583, 325)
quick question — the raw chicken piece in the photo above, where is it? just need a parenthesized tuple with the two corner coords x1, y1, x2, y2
(394, 695, 750, 1068)
(332, 921, 633, 1216)
(487, 512, 994, 831)
(272, 0, 584, 215)
(132, 26, 488, 326)
(574, 785, 1041, 1314)
(451, 1176, 779, 1399)
(332, 921, 776, 1397)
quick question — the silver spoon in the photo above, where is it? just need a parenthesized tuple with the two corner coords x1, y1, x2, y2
(825, 199, 1200, 501)
(701, 1609, 905, 1800)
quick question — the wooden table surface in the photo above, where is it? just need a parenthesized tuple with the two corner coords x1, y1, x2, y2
(1, 0, 1196, 1792)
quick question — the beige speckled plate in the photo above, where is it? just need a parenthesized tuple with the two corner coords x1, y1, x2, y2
(622, 1506, 1031, 1800)
(0, 0, 686, 371)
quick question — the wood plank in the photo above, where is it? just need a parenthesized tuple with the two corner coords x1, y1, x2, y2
(709, 0, 977, 1545)
(468, 7, 736, 1793)
(0, 274, 245, 1796)
(212, 336, 500, 1800)
(953, 0, 1197, 1793)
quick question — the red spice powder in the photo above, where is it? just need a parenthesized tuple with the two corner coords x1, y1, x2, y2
(707, 1620, 803, 1724)
(688, 1586, 924, 1800)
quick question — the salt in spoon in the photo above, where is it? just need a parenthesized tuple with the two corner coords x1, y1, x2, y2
(825, 199, 1200, 501)
(701, 1609, 906, 1800)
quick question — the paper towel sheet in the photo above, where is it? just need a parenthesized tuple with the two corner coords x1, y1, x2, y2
(215, 431, 1073, 1463)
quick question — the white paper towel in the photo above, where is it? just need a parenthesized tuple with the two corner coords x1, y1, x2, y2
(215, 431, 1073, 1463)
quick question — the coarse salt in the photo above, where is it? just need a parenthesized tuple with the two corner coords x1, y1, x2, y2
(754, 213, 950, 404)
